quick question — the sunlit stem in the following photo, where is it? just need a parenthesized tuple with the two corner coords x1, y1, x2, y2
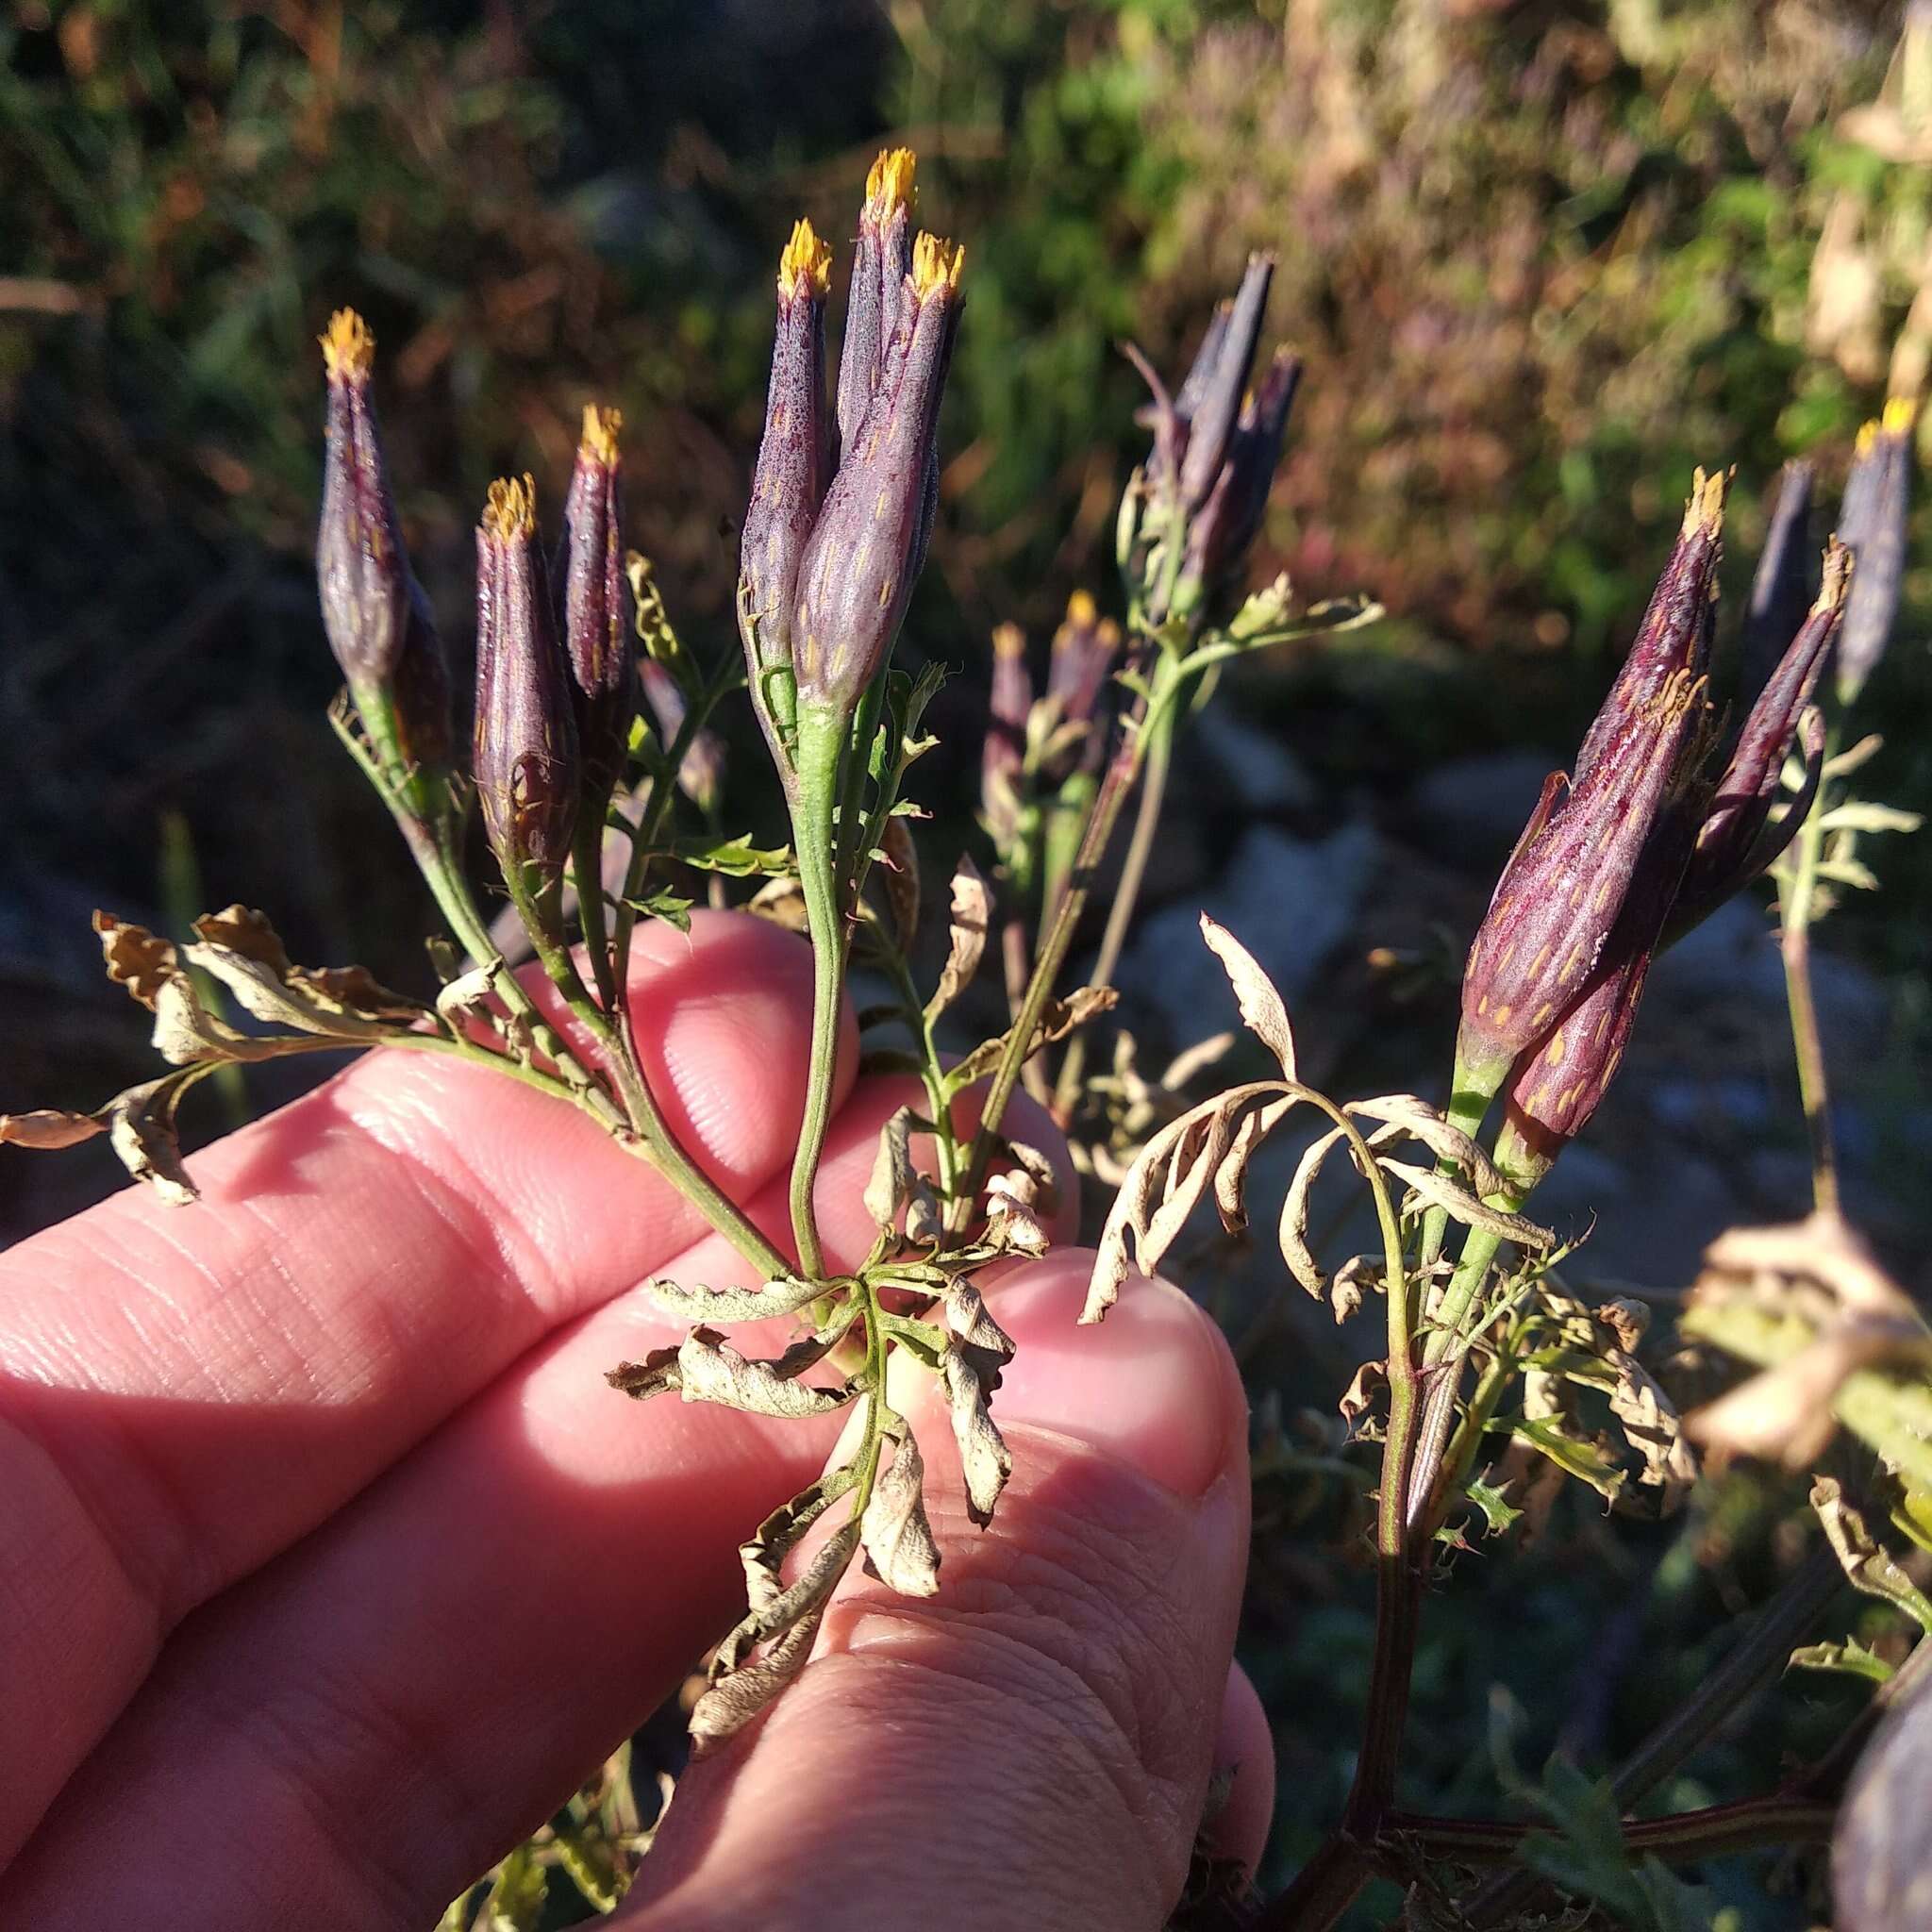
(1775, 724, 1842, 1217)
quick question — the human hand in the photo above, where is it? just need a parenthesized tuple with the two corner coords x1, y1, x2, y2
(0, 910, 1268, 1929)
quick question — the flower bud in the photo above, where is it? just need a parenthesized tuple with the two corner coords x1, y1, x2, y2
(1043, 591, 1122, 779)
(317, 309, 409, 693)
(390, 574, 454, 775)
(836, 147, 917, 455)
(558, 405, 633, 809)
(1835, 398, 1915, 707)
(1738, 460, 1816, 700)
(475, 476, 578, 891)
(1177, 347, 1301, 613)
(1175, 254, 1274, 513)
(793, 230, 964, 717)
(981, 622, 1032, 853)
(739, 219, 833, 693)
(1672, 541, 1850, 932)
(1456, 475, 1723, 1094)
(639, 658, 726, 815)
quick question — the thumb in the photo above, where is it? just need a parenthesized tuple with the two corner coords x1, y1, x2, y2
(619, 1252, 1258, 1932)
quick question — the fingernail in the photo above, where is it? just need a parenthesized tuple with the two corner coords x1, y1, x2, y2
(958, 1252, 1242, 1500)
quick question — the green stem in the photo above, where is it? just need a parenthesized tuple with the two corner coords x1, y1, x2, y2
(1423, 1224, 1506, 1369)
(1050, 693, 1177, 1120)
(1775, 719, 1842, 1216)
(571, 812, 620, 1017)
(788, 703, 852, 1281)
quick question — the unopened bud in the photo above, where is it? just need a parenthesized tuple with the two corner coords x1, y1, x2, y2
(1175, 254, 1274, 512)
(793, 230, 964, 717)
(1836, 397, 1915, 707)
(739, 218, 833, 708)
(1043, 591, 1122, 779)
(475, 476, 578, 891)
(639, 658, 726, 815)
(982, 622, 1031, 851)
(1178, 347, 1301, 613)
(837, 147, 918, 454)
(1738, 460, 1816, 700)
(558, 405, 633, 809)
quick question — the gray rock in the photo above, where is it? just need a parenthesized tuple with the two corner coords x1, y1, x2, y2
(1410, 750, 1554, 858)
(1193, 708, 1316, 813)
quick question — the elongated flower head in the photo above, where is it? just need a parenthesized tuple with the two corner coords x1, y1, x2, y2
(1456, 475, 1723, 1097)
(1043, 590, 1123, 778)
(558, 404, 633, 810)
(981, 621, 1031, 851)
(1178, 347, 1302, 612)
(837, 147, 918, 453)
(1738, 460, 1816, 699)
(792, 229, 964, 716)
(1836, 397, 1915, 707)
(475, 476, 578, 887)
(739, 219, 833, 702)
(639, 658, 725, 814)
(1175, 254, 1274, 512)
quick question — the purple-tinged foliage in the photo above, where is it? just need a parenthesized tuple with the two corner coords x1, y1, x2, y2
(475, 475, 578, 888)
(1835, 399, 1915, 707)
(558, 405, 633, 808)
(739, 220, 833, 692)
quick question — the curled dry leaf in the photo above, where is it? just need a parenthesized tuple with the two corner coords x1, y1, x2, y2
(1340, 1357, 1388, 1427)
(943, 1281, 1016, 1363)
(1346, 1094, 1507, 1201)
(607, 1327, 853, 1420)
(1280, 1120, 1348, 1300)
(984, 1168, 1053, 1257)
(878, 810, 921, 953)
(746, 874, 810, 932)
(1377, 1159, 1555, 1252)
(1812, 1476, 1932, 1631)
(941, 1338, 1011, 1525)
(103, 1070, 208, 1207)
(943, 985, 1116, 1092)
(924, 855, 991, 1024)
(93, 911, 180, 1007)
(643, 1275, 826, 1324)
(860, 1424, 942, 1597)
(863, 1106, 942, 1246)
(1606, 1355, 1698, 1517)
(1199, 914, 1296, 1078)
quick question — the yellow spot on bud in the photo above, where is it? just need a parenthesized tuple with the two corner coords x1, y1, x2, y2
(579, 404, 623, 467)
(320, 308, 375, 381)
(1530, 1001, 1554, 1029)
(1882, 395, 1919, 436)
(865, 147, 918, 219)
(1097, 616, 1123, 651)
(1476, 994, 1491, 1017)
(877, 575, 895, 609)
(1493, 1003, 1513, 1027)
(911, 231, 965, 299)
(875, 489, 891, 523)
(1065, 589, 1097, 628)
(992, 622, 1024, 660)
(1545, 1028, 1565, 1065)
(1680, 464, 1729, 540)
(778, 218, 832, 300)
(482, 474, 538, 541)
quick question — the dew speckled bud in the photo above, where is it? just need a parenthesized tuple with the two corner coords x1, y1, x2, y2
(1456, 475, 1723, 1093)
(739, 219, 833, 692)
(1739, 460, 1816, 700)
(793, 230, 964, 717)
(1836, 398, 1915, 708)
(981, 622, 1031, 852)
(558, 405, 633, 809)
(836, 148, 917, 456)
(1673, 541, 1851, 932)
(475, 475, 578, 888)
(1178, 347, 1301, 612)
(318, 309, 409, 693)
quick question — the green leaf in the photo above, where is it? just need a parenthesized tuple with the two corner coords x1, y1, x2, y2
(483, 1843, 547, 1932)
(1517, 1761, 1718, 1932)
(670, 832, 793, 877)
(623, 889, 693, 935)
(1817, 801, 1924, 838)
(1464, 1477, 1524, 1537)
(1790, 1637, 1894, 1684)
(1507, 1416, 1627, 1505)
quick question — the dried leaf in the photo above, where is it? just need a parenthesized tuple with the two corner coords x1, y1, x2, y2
(93, 911, 180, 1008)
(1340, 1358, 1387, 1426)
(941, 1338, 1011, 1525)
(746, 874, 809, 932)
(1606, 1356, 1697, 1517)
(605, 1345, 684, 1404)
(1199, 914, 1296, 1078)
(1279, 1123, 1348, 1299)
(1379, 1160, 1556, 1251)
(102, 1071, 206, 1206)
(861, 1424, 941, 1597)
(944, 985, 1116, 1091)
(675, 1327, 854, 1420)
(942, 1281, 1016, 1363)
(924, 856, 991, 1023)
(878, 811, 922, 952)
(1213, 1094, 1294, 1234)
(1346, 1093, 1507, 1200)
(984, 1171, 1053, 1257)
(643, 1275, 826, 1324)
(0, 1109, 105, 1150)
(862, 1106, 941, 1245)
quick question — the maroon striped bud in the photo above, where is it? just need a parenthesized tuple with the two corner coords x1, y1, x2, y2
(981, 622, 1031, 851)
(1175, 254, 1274, 513)
(558, 405, 633, 809)
(1178, 347, 1301, 612)
(1456, 475, 1723, 1093)
(317, 309, 409, 693)
(1043, 591, 1122, 779)
(836, 148, 917, 457)
(1672, 541, 1850, 932)
(1836, 399, 1915, 707)
(739, 220, 833, 692)
(475, 476, 578, 889)
(793, 230, 964, 716)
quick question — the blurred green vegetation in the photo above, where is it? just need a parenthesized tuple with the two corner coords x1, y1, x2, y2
(5, 4, 1930, 1924)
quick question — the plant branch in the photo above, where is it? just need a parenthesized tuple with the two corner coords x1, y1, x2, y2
(1775, 724, 1842, 1217)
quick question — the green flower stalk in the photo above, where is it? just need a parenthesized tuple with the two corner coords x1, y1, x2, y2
(475, 475, 579, 936)
(317, 309, 452, 804)
(1453, 471, 1725, 1119)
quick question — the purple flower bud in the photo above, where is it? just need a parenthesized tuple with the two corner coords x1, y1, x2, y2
(318, 310, 409, 692)
(558, 405, 633, 808)
(391, 574, 453, 775)
(639, 658, 726, 814)
(1043, 591, 1122, 779)
(475, 476, 579, 888)
(1836, 399, 1915, 707)
(1175, 254, 1274, 512)
(1456, 476, 1724, 1091)
(793, 230, 964, 716)
(1672, 541, 1851, 932)
(981, 622, 1031, 850)
(1738, 460, 1816, 699)
(836, 149, 917, 458)
(739, 220, 832, 689)
(1179, 347, 1302, 608)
